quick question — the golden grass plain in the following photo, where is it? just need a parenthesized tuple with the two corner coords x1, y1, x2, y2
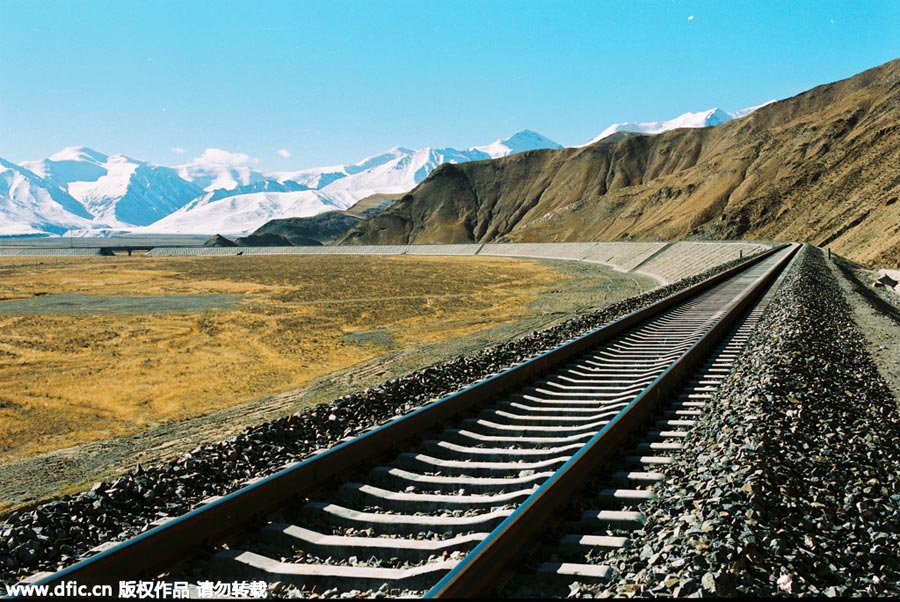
(0, 254, 623, 465)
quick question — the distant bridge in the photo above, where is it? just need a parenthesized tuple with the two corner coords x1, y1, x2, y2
(96, 245, 156, 256)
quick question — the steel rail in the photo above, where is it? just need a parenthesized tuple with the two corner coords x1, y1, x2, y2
(518, 246, 803, 591)
(426, 243, 800, 598)
(22, 244, 787, 590)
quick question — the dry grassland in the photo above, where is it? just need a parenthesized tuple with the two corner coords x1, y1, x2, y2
(0, 254, 590, 464)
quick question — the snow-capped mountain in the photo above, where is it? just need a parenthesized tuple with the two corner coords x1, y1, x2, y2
(1, 109, 775, 237)
(472, 130, 562, 158)
(281, 131, 563, 211)
(139, 131, 563, 235)
(307, 146, 489, 210)
(21, 147, 203, 227)
(0, 158, 94, 235)
(142, 189, 341, 235)
(585, 101, 776, 145)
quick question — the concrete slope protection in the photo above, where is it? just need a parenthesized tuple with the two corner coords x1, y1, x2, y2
(144, 241, 771, 286)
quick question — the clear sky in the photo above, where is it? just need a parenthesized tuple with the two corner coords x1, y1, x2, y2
(2, 0, 898, 170)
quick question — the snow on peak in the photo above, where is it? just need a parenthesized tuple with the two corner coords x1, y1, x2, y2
(728, 99, 777, 119)
(17, 146, 204, 229)
(474, 130, 563, 158)
(586, 103, 774, 146)
(47, 146, 109, 164)
(1, 129, 562, 236)
(139, 189, 341, 236)
(345, 147, 415, 175)
(503, 129, 563, 150)
(0, 158, 95, 235)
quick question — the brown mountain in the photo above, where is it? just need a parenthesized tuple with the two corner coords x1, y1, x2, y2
(341, 59, 900, 266)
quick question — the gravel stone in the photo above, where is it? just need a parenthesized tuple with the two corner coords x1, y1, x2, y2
(577, 246, 900, 598)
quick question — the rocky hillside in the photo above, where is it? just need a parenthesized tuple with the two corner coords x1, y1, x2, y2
(248, 213, 359, 245)
(342, 59, 900, 266)
(232, 193, 404, 246)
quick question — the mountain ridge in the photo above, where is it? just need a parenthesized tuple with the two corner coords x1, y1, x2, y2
(584, 105, 776, 145)
(0, 158, 95, 236)
(341, 58, 900, 266)
(2, 98, 779, 238)
(0, 130, 563, 236)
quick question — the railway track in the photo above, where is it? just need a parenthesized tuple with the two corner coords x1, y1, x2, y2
(16, 243, 799, 598)
(467, 253, 796, 598)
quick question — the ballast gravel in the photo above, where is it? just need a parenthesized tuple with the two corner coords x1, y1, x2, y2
(573, 245, 900, 598)
(0, 252, 761, 591)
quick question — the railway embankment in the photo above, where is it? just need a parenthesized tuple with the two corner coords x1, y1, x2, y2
(0, 253, 762, 589)
(585, 245, 900, 597)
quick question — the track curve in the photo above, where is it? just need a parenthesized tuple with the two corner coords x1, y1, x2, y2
(15, 244, 799, 598)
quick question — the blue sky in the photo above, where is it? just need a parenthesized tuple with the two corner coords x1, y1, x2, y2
(2, 0, 898, 170)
